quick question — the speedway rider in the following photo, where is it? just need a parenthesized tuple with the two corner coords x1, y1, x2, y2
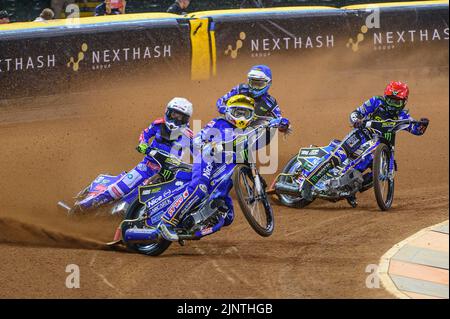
(217, 64, 290, 134)
(156, 95, 285, 241)
(74, 98, 194, 211)
(301, 81, 430, 206)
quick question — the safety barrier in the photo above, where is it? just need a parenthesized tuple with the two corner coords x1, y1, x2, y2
(0, 1, 448, 99)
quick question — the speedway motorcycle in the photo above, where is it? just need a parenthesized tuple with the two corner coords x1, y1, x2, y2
(271, 119, 421, 211)
(108, 120, 276, 256)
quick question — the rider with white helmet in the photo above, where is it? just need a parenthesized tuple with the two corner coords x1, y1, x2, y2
(75, 97, 194, 211)
(164, 97, 193, 131)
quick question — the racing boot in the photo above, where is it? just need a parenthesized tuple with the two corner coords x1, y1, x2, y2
(360, 172, 373, 193)
(346, 195, 358, 208)
(158, 221, 179, 241)
(76, 191, 115, 210)
(301, 182, 314, 201)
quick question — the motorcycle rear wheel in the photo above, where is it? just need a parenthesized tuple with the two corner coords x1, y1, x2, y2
(373, 143, 395, 211)
(233, 165, 274, 237)
(276, 155, 313, 208)
(123, 198, 172, 256)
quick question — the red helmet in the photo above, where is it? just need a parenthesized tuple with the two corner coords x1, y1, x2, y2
(384, 81, 409, 112)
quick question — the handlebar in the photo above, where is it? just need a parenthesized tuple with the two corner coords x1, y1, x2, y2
(362, 119, 418, 134)
(143, 147, 184, 168)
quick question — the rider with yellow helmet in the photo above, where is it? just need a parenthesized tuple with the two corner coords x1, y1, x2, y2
(156, 95, 260, 241)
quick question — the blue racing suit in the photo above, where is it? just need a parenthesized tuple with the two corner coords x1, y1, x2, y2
(217, 84, 290, 149)
(303, 96, 428, 193)
(78, 118, 193, 209)
(161, 117, 244, 228)
(217, 84, 284, 119)
(350, 96, 426, 136)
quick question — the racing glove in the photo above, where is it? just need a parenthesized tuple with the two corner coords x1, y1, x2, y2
(136, 143, 149, 155)
(417, 117, 430, 135)
(202, 141, 224, 157)
(350, 112, 364, 128)
(218, 105, 227, 115)
(217, 99, 227, 115)
(269, 117, 290, 132)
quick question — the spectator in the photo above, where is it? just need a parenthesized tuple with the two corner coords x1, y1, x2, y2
(111, 0, 126, 14)
(240, 0, 266, 8)
(95, 0, 125, 16)
(0, 10, 11, 24)
(167, 0, 190, 15)
(51, 0, 76, 19)
(34, 8, 55, 22)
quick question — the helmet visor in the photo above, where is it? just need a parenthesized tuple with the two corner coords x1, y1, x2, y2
(385, 96, 406, 110)
(248, 77, 268, 90)
(166, 109, 190, 126)
(229, 106, 254, 120)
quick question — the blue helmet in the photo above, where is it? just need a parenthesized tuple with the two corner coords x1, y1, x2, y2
(247, 65, 272, 98)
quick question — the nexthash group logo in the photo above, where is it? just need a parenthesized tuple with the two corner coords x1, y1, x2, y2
(225, 30, 335, 59)
(67, 43, 88, 71)
(347, 8, 449, 52)
(347, 9, 380, 52)
(225, 32, 247, 59)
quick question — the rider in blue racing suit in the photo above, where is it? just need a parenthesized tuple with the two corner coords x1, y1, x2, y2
(301, 81, 430, 206)
(156, 95, 287, 241)
(75, 98, 194, 211)
(217, 65, 290, 133)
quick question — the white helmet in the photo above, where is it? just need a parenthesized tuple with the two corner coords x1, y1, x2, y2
(165, 97, 193, 131)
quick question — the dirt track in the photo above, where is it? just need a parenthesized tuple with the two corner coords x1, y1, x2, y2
(0, 56, 448, 298)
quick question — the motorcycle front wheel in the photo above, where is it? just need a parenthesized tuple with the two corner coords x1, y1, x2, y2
(233, 165, 274, 237)
(373, 143, 395, 211)
(123, 198, 172, 256)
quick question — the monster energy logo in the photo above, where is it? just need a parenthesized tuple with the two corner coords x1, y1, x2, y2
(384, 132, 393, 142)
(160, 169, 173, 180)
(240, 149, 249, 162)
(234, 136, 247, 147)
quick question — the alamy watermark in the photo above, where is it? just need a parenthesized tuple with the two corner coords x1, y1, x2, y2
(166, 119, 281, 175)
(65, 264, 80, 289)
(365, 264, 380, 289)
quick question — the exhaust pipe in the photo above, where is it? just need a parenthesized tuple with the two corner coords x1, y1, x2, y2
(274, 183, 300, 196)
(124, 227, 160, 243)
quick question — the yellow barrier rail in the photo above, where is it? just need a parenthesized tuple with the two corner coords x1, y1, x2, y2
(342, 0, 448, 9)
(187, 6, 339, 18)
(1, 1, 448, 33)
(0, 12, 181, 32)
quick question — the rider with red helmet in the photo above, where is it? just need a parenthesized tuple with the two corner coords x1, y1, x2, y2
(350, 81, 429, 134)
(302, 81, 429, 206)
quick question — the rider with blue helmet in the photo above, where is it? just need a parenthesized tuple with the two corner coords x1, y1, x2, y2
(217, 65, 290, 132)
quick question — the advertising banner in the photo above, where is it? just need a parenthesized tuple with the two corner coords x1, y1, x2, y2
(1, 3, 448, 99)
(208, 9, 348, 75)
(343, 3, 449, 68)
(194, 4, 448, 79)
(0, 19, 191, 99)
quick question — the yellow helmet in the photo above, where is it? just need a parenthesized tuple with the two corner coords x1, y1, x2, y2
(225, 95, 255, 129)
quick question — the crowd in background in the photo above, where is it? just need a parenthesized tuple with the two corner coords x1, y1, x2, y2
(0, 0, 415, 24)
